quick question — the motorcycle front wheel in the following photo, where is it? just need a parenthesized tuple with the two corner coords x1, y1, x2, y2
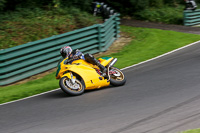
(109, 67, 126, 86)
(59, 77, 85, 96)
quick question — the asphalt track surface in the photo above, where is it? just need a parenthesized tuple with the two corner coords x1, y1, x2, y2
(1, 23, 200, 133)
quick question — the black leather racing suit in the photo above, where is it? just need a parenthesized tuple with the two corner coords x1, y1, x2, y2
(69, 49, 107, 74)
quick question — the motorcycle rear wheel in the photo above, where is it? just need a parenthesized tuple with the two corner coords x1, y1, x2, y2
(109, 67, 126, 86)
(59, 77, 85, 96)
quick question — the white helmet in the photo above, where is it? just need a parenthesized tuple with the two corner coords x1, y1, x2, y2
(60, 46, 72, 58)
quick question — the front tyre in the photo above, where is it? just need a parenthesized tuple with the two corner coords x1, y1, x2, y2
(59, 77, 85, 96)
(109, 67, 126, 86)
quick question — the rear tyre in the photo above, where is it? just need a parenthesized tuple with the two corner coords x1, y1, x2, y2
(59, 77, 85, 96)
(109, 67, 126, 86)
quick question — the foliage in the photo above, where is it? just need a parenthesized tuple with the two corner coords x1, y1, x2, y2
(1, 0, 200, 18)
(61, 0, 93, 11)
(149, 0, 164, 7)
(0, 0, 6, 11)
(98, 0, 191, 16)
(134, 6, 184, 24)
(1, 0, 93, 12)
(1, 26, 200, 104)
(0, 7, 102, 49)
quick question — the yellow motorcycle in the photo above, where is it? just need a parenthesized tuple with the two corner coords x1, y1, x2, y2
(56, 57, 126, 95)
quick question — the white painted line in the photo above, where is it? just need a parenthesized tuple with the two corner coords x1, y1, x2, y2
(1, 40, 200, 106)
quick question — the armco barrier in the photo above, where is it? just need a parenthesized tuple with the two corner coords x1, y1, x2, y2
(184, 9, 200, 26)
(0, 10, 120, 86)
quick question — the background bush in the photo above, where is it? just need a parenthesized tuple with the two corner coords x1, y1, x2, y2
(0, 7, 101, 49)
(98, 0, 200, 16)
(1, 0, 200, 13)
(0, 0, 199, 49)
(134, 6, 184, 24)
(0, 0, 93, 11)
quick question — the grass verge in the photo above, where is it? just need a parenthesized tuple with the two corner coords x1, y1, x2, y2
(0, 25, 200, 104)
(180, 129, 200, 133)
(107, 26, 200, 69)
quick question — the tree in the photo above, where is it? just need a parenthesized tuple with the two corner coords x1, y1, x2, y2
(149, 0, 164, 7)
(0, 0, 6, 11)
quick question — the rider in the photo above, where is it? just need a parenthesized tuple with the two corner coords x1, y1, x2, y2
(60, 46, 108, 78)
(184, 0, 197, 10)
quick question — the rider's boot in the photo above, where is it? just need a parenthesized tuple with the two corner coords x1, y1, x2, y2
(95, 61, 108, 78)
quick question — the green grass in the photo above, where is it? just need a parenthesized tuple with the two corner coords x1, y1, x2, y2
(0, 26, 200, 104)
(108, 26, 200, 69)
(180, 129, 200, 133)
(0, 72, 59, 103)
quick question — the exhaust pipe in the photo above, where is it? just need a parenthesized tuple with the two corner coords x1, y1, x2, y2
(109, 58, 117, 67)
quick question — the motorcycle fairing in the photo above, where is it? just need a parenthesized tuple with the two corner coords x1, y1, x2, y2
(56, 59, 110, 90)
